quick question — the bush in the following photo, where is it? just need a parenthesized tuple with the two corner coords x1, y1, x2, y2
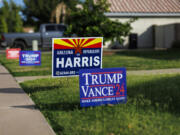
(65, 0, 135, 45)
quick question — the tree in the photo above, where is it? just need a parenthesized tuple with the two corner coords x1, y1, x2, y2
(0, 16, 8, 33)
(65, 0, 135, 44)
(13, 10, 23, 32)
(50, 2, 67, 24)
(0, 0, 23, 33)
(23, 0, 78, 26)
(10, 1, 23, 32)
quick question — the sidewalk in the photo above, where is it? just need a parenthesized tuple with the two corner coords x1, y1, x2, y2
(127, 68, 180, 75)
(0, 64, 56, 135)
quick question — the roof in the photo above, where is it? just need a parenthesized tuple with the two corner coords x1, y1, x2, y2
(105, 0, 180, 16)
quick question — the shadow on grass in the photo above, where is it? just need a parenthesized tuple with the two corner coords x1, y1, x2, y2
(45, 112, 65, 134)
(115, 49, 180, 60)
(12, 71, 52, 77)
(127, 75, 180, 114)
(22, 86, 61, 93)
(22, 75, 180, 115)
(37, 102, 81, 112)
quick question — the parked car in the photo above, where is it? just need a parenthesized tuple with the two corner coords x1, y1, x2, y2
(0, 24, 67, 49)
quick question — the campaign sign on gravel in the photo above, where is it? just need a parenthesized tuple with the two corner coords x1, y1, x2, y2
(19, 51, 41, 66)
(6, 48, 21, 59)
(52, 37, 103, 77)
(79, 68, 127, 107)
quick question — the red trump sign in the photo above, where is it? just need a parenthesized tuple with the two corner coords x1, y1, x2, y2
(6, 48, 21, 59)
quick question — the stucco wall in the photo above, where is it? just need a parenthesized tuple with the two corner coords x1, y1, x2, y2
(154, 24, 176, 48)
(109, 17, 180, 48)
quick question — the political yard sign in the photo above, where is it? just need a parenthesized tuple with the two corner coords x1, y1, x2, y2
(79, 68, 127, 107)
(52, 37, 103, 77)
(6, 48, 21, 59)
(19, 51, 41, 66)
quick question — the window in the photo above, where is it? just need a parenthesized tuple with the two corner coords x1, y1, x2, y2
(57, 25, 67, 31)
(46, 25, 56, 32)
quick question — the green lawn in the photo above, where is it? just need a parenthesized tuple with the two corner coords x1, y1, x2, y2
(20, 74, 180, 135)
(1, 49, 180, 76)
(103, 49, 180, 70)
(0, 52, 52, 76)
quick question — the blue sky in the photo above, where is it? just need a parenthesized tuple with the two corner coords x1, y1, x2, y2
(12, 0, 24, 6)
(0, 0, 24, 7)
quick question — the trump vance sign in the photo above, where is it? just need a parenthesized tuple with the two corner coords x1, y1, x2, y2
(79, 68, 127, 107)
(19, 51, 41, 66)
(52, 37, 103, 77)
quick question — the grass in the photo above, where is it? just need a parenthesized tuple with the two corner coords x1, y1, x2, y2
(0, 52, 52, 76)
(103, 49, 180, 70)
(1, 49, 180, 76)
(20, 74, 180, 135)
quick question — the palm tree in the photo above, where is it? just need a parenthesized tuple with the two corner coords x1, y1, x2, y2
(50, 0, 79, 24)
(50, 2, 67, 24)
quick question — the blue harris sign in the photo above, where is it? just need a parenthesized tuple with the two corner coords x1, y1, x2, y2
(79, 68, 127, 107)
(19, 51, 41, 66)
(52, 37, 103, 77)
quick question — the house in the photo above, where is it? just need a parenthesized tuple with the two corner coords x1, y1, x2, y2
(23, 27, 34, 33)
(105, 0, 180, 49)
